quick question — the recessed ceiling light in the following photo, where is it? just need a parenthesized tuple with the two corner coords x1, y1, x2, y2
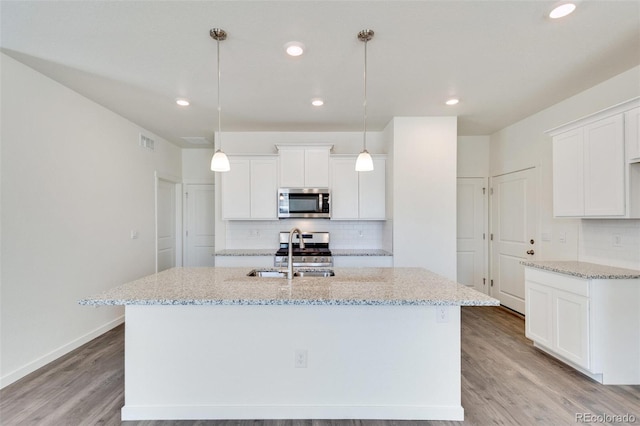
(549, 2, 576, 19)
(284, 41, 305, 57)
(311, 98, 324, 107)
(445, 98, 459, 106)
(176, 98, 190, 106)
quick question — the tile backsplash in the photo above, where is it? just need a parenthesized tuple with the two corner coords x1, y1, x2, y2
(579, 219, 640, 269)
(225, 220, 391, 251)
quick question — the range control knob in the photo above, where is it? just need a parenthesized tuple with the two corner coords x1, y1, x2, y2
(301, 257, 306, 263)
(313, 257, 318, 262)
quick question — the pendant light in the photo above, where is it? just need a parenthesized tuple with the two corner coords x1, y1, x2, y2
(355, 29, 374, 172)
(210, 28, 230, 172)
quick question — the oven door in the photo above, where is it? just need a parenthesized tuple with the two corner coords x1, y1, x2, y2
(278, 188, 330, 218)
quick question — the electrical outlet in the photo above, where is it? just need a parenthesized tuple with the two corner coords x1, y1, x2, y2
(130, 230, 139, 240)
(559, 232, 567, 243)
(294, 349, 308, 368)
(612, 234, 623, 247)
(436, 306, 449, 323)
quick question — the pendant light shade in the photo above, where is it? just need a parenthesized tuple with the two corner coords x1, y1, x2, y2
(211, 149, 230, 171)
(210, 28, 230, 172)
(356, 29, 374, 172)
(355, 149, 374, 171)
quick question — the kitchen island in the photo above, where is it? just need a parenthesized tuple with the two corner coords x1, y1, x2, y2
(80, 267, 498, 421)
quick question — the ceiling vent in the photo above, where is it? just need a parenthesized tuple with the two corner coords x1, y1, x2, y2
(139, 134, 155, 151)
(181, 136, 212, 146)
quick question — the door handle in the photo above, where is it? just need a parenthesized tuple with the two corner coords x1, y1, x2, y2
(526, 250, 535, 255)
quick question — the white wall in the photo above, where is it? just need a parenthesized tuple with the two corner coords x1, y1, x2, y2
(0, 53, 182, 387)
(390, 117, 458, 279)
(457, 136, 490, 178)
(490, 66, 640, 268)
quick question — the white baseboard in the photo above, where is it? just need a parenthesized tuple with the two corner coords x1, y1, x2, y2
(0, 315, 124, 389)
(121, 404, 465, 421)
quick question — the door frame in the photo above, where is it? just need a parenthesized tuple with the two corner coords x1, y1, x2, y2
(155, 171, 183, 272)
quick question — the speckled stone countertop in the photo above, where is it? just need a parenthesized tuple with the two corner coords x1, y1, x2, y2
(79, 267, 498, 307)
(215, 249, 274, 256)
(215, 249, 393, 256)
(331, 249, 393, 256)
(522, 261, 640, 279)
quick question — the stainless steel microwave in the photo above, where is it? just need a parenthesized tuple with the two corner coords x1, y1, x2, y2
(278, 188, 330, 219)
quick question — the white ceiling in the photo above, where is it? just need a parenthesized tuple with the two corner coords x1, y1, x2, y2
(1, 1, 639, 148)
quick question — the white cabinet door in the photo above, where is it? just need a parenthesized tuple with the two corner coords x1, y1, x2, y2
(222, 159, 251, 219)
(552, 129, 584, 217)
(304, 148, 330, 187)
(525, 280, 554, 349)
(549, 99, 639, 218)
(330, 158, 359, 219)
(279, 149, 305, 187)
(554, 289, 590, 369)
(330, 156, 386, 220)
(250, 159, 278, 219)
(222, 157, 277, 220)
(626, 107, 640, 162)
(359, 158, 386, 219)
(583, 115, 625, 216)
(278, 146, 331, 188)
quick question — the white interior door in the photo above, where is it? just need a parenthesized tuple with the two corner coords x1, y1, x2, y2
(490, 168, 538, 314)
(456, 177, 488, 294)
(184, 184, 215, 267)
(157, 179, 177, 272)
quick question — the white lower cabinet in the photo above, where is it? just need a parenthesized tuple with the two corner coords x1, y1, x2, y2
(525, 267, 640, 384)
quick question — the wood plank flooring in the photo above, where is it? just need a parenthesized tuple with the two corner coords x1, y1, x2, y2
(1, 306, 638, 425)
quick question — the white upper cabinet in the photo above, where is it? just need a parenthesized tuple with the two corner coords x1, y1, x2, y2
(625, 106, 640, 162)
(221, 156, 278, 220)
(277, 145, 331, 188)
(583, 115, 625, 216)
(547, 97, 640, 218)
(330, 156, 386, 220)
(552, 128, 584, 216)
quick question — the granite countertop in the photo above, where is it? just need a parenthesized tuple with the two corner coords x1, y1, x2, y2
(79, 267, 498, 307)
(215, 249, 275, 256)
(522, 260, 640, 279)
(215, 249, 393, 257)
(331, 249, 393, 256)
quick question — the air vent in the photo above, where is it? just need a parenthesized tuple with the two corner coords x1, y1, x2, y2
(139, 134, 155, 151)
(181, 136, 212, 146)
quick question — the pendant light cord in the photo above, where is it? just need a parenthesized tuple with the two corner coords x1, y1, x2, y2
(363, 38, 368, 152)
(217, 37, 222, 151)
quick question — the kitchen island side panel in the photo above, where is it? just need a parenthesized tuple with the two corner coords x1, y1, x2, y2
(122, 304, 463, 421)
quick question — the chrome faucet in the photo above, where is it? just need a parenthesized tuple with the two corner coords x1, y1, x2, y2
(287, 228, 305, 279)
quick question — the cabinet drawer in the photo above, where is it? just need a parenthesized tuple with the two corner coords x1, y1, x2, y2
(525, 268, 589, 297)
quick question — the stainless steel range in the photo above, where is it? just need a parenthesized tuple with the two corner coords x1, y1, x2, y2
(274, 231, 332, 267)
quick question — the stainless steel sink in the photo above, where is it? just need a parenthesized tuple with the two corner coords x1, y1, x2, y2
(246, 269, 335, 278)
(246, 269, 287, 278)
(294, 270, 335, 277)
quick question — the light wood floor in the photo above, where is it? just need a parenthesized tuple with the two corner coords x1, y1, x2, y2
(1, 307, 639, 425)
